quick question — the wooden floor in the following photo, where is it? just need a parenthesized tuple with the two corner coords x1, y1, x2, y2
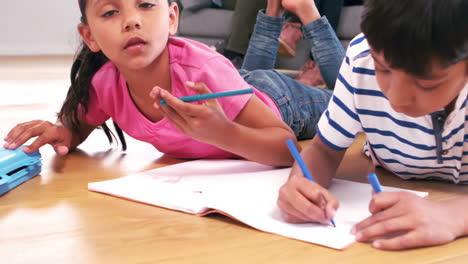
(2, 56, 468, 264)
(0, 55, 164, 173)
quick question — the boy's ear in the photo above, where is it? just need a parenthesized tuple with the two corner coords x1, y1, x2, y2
(465, 59, 468, 76)
(78, 23, 101, 52)
(168, 2, 179, 36)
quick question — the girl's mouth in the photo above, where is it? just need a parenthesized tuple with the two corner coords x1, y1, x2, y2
(124, 37, 147, 49)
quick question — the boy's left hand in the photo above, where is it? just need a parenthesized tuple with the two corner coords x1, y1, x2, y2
(352, 191, 463, 250)
(150, 81, 232, 145)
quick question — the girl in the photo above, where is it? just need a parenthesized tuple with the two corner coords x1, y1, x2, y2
(3, 0, 344, 167)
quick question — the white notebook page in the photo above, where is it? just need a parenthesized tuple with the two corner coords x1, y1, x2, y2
(88, 159, 427, 249)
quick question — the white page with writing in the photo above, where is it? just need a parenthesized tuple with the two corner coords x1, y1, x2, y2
(88, 169, 208, 214)
(88, 159, 427, 249)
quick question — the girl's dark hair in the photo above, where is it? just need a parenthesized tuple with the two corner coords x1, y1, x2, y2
(60, 0, 180, 150)
(361, 0, 468, 77)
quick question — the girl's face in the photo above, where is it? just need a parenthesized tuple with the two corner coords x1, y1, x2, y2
(78, 0, 179, 71)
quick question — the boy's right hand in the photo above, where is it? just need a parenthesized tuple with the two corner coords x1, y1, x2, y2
(3, 120, 72, 155)
(277, 174, 339, 224)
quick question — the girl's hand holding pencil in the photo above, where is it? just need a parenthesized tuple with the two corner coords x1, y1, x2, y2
(150, 81, 235, 145)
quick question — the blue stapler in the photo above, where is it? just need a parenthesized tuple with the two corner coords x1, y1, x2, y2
(0, 146, 42, 196)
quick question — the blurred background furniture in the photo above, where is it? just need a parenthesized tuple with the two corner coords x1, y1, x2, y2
(177, 0, 364, 69)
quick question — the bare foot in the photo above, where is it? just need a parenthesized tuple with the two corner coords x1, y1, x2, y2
(266, 0, 284, 17)
(282, 0, 321, 24)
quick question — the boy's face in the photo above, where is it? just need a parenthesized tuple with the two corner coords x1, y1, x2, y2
(372, 51, 468, 117)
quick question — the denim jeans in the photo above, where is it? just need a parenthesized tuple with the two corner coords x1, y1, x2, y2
(239, 10, 345, 139)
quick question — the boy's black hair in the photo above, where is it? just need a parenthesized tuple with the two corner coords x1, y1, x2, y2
(60, 0, 179, 151)
(361, 0, 468, 77)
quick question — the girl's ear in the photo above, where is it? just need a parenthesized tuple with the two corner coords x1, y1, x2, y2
(168, 2, 179, 36)
(78, 23, 101, 52)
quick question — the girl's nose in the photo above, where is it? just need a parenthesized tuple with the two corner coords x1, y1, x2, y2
(125, 21, 141, 31)
(123, 10, 142, 31)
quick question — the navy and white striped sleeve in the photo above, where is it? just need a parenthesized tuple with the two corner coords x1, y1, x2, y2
(316, 40, 364, 150)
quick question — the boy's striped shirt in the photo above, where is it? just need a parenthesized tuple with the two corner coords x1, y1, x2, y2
(317, 34, 468, 184)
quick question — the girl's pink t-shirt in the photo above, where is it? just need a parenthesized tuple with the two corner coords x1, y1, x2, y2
(81, 37, 281, 159)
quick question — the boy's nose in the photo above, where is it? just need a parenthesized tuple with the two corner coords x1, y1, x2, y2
(387, 76, 414, 109)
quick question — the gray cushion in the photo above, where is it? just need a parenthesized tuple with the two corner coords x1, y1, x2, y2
(179, 8, 234, 39)
(179, 36, 224, 47)
(179, 0, 212, 11)
(177, 4, 365, 70)
(336, 5, 364, 40)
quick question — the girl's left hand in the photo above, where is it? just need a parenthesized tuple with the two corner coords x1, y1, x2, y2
(351, 191, 464, 250)
(150, 81, 233, 144)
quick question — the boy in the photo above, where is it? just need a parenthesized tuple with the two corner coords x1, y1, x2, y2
(277, 0, 468, 250)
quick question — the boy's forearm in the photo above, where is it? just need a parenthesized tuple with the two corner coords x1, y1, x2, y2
(448, 196, 468, 237)
(298, 136, 345, 187)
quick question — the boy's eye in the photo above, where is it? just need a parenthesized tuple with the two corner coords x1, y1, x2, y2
(416, 81, 442, 92)
(139, 3, 155, 8)
(420, 85, 440, 92)
(102, 10, 118, 17)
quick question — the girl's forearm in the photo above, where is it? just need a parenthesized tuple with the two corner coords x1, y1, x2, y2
(59, 121, 96, 151)
(214, 122, 296, 167)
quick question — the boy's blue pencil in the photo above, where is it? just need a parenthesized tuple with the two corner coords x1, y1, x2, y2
(367, 173, 382, 193)
(285, 139, 336, 228)
(160, 88, 254, 106)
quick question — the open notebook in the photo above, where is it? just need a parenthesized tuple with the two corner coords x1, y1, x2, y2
(88, 159, 427, 250)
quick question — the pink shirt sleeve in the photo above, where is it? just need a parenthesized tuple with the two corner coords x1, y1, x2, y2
(196, 56, 253, 121)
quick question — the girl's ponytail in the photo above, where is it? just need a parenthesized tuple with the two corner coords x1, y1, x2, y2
(58, 43, 127, 150)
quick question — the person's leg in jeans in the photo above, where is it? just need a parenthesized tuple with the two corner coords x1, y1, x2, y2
(239, 20, 327, 138)
(242, 9, 345, 89)
(278, 0, 343, 57)
(239, 1, 346, 139)
(242, 69, 333, 139)
(303, 16, 345, 89)
(241, 10, 284, 71)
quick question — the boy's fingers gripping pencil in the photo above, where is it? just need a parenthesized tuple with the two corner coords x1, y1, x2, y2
(367, 173, 382, 194)
(159, 88, 254, 106)
(285, 139, 336, 227)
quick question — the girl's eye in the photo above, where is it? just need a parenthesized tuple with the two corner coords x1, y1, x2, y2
(139, 3, 155, 8)
(102, 10, 118, 17)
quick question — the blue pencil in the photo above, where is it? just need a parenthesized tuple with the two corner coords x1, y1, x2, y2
(160, 88, 254, 106)
(286, 139, 336, 228)
(367, 173, 382, 193)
